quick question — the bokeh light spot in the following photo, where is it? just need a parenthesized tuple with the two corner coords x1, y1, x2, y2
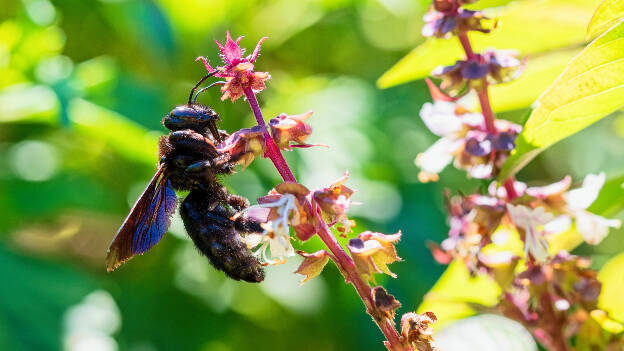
(9, 140, 59, 182)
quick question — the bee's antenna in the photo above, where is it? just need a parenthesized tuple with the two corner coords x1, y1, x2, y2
(193, 81, 226, 103)
(188, 71, 217, 105)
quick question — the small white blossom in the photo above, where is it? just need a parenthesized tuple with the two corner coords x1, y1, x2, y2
(563, 173, 621, 244)
(247, 194, 299, 265)
(506, 204, 554, 263)
(415, 137, 457, 176)
(419, 101, 464, 137)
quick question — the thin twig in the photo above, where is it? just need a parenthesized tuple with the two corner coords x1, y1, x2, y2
(243, 87, 410, 351)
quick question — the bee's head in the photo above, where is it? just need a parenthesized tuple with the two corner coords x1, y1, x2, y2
(163, 103, 222, 143)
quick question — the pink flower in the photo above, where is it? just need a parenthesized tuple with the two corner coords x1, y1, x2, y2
(196, 31, 271, 102)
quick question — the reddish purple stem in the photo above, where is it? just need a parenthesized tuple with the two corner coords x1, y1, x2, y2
(242, 87, 409, 351)
(458, 30, 519, 200)
(458, 29, 570, 351)
(243, 87, 296, 182)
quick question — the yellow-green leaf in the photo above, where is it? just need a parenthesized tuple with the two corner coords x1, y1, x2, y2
(499, 20, 624, 180)
(588, 0, 624, 37)
(588, 173, 624, 216)
(378, 0, 596, 89)
(490, 49, 581, 113)
(597, 252, 624, 322)
(416, 260, 500, 328)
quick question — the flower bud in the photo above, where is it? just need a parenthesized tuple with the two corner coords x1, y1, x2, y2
(217, 125, 266, 168)
(269, 111, 316, 150)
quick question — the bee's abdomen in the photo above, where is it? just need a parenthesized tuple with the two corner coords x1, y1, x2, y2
(180, 189, 264, 283)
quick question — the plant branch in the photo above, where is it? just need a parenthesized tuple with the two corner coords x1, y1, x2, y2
(457, 31, 476, 60)
(457, 29, 523, 203)
(243, 88, 410, 351)
(243, 87, 296, 182)
(476, 84, 497, 134)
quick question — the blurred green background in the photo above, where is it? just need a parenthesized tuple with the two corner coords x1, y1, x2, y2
(0, 0, 622, 350)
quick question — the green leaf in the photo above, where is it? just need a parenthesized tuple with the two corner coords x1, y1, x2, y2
(490, 49, 581, 113)
(417, 260, 501, 328)
(377, 0, 596, 89)
(597, 251, 624, 322)
(588, 173, 624, 216)
(435, 314, 537, 351)
(499, 20, 624, 180)
(588, 0, 624, 37)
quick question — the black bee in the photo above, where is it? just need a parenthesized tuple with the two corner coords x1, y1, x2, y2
(106, 73, 265, 282)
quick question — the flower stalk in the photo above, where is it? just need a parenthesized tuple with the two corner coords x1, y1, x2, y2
(243, 87, 296, 182)
(456, 22, 569, 351)
(244, 86, 410, 351)
(203, 31, 434, 351)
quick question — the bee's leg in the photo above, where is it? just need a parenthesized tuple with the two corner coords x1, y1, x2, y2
(226, 194, 250, 212)
(168, 129, 218, 157)
(183, 152, 232, 176)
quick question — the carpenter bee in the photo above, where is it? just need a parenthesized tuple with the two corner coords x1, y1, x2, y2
(106, 73, 265, 282)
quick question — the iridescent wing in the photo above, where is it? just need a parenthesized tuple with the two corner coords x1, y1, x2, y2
(106, 166, 177, 271)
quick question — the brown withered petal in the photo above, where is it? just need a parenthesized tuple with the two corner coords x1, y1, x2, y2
(348, 231, 402, 282)
(433, 0, 455, 12)
(349, 238, 383, 282)
(269, 111, 315, 150)
(217, 125, 266, 167)
(400, 312, 439, 351)
(274, 182, 310, 198)
(294, 223, 317, 242)
(373, 286, 401, 317)
(257, 194, 283, 205)
(294, 250, 330, 284)
(573, 279, 602, 302)
(517, 265, 547, 286)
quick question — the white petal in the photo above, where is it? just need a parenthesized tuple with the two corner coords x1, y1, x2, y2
(461, 112, 485, 127)
(564, 172, 605, 210)
(544, 215, 572, 235)
(530, 206, 555, 226)
(416, 137, 455, 174)
(525, 176, 571, 199)
(269, 235, 295, 259)
(506, 203, 532, 230)
(419, 101, 463, 136)
(525, 228, 549, 263)
(575, 210, 621, 245)
(467, 163, 493, 179)
(506, 204, 553, 230)
(244, 233, 264, 249)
